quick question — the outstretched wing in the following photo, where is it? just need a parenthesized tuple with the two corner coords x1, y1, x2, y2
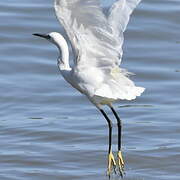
(108, 0, 141, 43)
(54, 0, 141, 69)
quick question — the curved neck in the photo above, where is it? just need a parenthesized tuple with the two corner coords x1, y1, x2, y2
(55, 35, 70, 70)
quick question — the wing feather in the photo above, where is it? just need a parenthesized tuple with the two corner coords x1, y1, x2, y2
(54, 0, 141, 69)
(108, 0, 142, 39)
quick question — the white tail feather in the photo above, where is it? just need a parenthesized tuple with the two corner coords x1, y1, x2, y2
(94, 68, 145, 101)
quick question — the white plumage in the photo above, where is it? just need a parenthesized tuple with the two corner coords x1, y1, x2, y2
(53, 0, 145, 107)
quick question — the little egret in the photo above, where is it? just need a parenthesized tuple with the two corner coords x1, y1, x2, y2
(33, 0, 144, 177)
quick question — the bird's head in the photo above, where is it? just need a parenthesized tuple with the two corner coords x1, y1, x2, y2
(33, 32, 70, 70)
(33, 32, 65, 47)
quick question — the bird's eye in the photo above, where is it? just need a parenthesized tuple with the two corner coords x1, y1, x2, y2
(47, 35, 51, 40)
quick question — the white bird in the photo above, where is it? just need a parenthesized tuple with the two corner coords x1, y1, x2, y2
(33, 0, 144, 177)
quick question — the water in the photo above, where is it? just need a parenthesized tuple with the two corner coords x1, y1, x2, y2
(0, 0, 180, 179)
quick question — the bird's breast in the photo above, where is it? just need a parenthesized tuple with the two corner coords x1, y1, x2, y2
(72, 67, 104, 96)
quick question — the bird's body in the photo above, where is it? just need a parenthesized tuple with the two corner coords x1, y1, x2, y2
(33, 0, 144, 177)
(61, 64, 144, 107)
(51, 32, 144, 107)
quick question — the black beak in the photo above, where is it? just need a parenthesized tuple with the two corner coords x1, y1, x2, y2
(33, 33, 50, 40)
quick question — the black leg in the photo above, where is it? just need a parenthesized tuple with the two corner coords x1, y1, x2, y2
(110, 106, 125, 177)
(100, 109, 112, 154)
(99, 109, 116, 176)
(110, 106, 122, 151)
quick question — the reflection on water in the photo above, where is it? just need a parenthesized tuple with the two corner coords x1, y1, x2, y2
(118, 104, 153, 108)
(29, 117, 44, 120)
(0, 0, 180, 180)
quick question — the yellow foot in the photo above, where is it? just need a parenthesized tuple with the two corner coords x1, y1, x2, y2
(117, 151, 125, 177)
(107, 151, 116, 176)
